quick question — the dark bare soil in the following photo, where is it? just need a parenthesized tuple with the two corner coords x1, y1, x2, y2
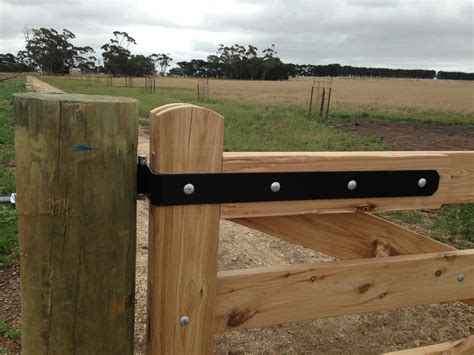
(331, 118, 474, 151)
(0, 264, 21, 353)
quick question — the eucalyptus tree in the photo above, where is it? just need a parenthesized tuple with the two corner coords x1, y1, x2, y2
(153, 53, 173, 75)
(101, 31, 136, 76)
(24, 28, 93, 74)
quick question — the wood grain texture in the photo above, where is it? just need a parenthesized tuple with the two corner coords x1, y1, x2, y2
(230, 213, 474, 307)
(220, 152, 454, 217)
(221, 151, 472, 174)
(440, 151, 474, 204)
(14, 93, 138, 354)
(149, 102, 190, 116)
(215, 250, 474, 332)
(147, 105, 224, 354)
(384, 335, 474, 354)
(230, 213, 454, 259)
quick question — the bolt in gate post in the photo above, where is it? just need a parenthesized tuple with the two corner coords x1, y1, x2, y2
(147, 105, 224, 354)
(14, 93, 138, 354)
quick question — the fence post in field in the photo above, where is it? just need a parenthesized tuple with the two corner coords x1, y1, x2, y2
(147, 105, 224, 354)
(13, 93, 138, 354)
(308, 85, 314, 118)
(319, 88, 326, 118)
(325, 87, 332, 120)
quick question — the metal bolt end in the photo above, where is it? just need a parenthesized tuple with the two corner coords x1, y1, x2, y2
(418, 178, 427, 188)
(179, 316, 190, 326)
(347, 180, 357, 191)
(10, 193, 16, 205)
(457, 274, 465, 282)
(138, 155, 148, 165)
(271, 182, 281, 192)
(183, 183, 195, 195)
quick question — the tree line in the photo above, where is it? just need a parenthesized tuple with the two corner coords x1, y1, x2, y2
(172, 57, 473, 80)
(436, 71, 474, 80)
(1, 27, 473, 81)
(172, 44, 290, 80)
(0, 28, 172, 77)
(292, 64, 437, 79)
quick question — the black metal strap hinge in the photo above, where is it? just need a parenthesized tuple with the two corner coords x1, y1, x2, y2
(137, 161, 440, 206)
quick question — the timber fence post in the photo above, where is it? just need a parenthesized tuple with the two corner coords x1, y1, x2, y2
(146, 105, 224, 354)
(14, 93, 138, 354)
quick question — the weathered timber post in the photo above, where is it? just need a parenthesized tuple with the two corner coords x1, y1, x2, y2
(14, 93, 138, 354)
(147, 105, 224, 354)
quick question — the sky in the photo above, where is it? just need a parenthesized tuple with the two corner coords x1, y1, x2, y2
(0, 0, 473, 72)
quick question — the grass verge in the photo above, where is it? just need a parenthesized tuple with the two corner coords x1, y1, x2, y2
(0, 73, 24, 268)
(381, 205, 473, 249)
(0, 317, 20, 341)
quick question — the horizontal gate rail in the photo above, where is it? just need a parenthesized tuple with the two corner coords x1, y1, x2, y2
(215, 250, 474, 332)
(219, 151, 473, 217)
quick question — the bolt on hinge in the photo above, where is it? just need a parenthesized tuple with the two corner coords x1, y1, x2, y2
(0, 193, 16, 206)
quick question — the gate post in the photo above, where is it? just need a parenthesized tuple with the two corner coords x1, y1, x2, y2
(147, 105, 224, 354)
(14, 93, 138, 354)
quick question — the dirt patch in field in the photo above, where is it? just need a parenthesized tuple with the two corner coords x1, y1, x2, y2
(332, 118, 474, 151)
(26, 75, 64, 94)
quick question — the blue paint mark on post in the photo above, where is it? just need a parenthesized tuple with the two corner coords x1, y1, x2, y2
(73, 145, 96, 152)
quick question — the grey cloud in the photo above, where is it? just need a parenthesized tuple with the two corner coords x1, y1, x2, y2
(0, 0, 472, 71)
(198, 1, 470, 37)
(1, 1, 156, 38)
(349, 0, 400, 8)
(194, 0, 472, 70)
(191, 39, 218, 53)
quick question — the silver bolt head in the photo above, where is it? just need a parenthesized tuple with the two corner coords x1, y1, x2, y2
(183, 183, 195, 195)
(347, 180, 357, 190)
(418, 178, 427, 188)
(10, 193, 16, 205)
(271, 182, 281, 192)
(457, 274, 465, 282)
(179, 316, 190, 326)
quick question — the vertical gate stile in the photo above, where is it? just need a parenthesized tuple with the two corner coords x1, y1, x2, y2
(146, 105, 224, 354)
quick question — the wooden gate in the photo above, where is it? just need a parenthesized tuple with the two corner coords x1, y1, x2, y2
(145, 104, 473, 354)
